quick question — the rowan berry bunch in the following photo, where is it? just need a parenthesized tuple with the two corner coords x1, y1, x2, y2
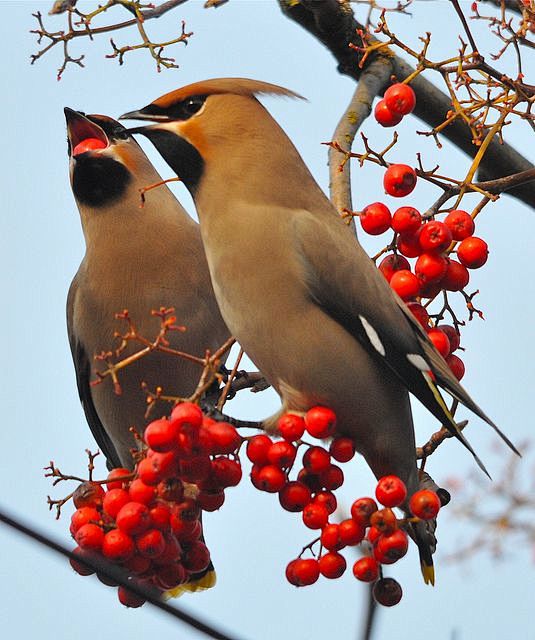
(58, 402, 244, 608)
(245, 407, 442, 607)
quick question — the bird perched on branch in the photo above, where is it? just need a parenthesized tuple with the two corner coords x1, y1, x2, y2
(120, 78, 518, 583)
(65, 108, 229, 472)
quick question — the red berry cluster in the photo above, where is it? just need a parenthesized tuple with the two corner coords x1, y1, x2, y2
(375, 83, 416, 127)
(68, 402, 243, 608)
(245, 408, 441, 607)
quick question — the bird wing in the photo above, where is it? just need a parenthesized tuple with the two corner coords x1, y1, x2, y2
(67, 277, 123, 470)
(292, 213, 517, 468)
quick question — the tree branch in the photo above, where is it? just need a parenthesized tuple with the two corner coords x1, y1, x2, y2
(278, 0, 535, 208)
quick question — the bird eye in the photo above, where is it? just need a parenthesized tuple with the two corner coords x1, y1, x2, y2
(182, 96, 206, 117)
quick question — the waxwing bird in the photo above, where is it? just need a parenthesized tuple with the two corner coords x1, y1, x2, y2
(120, 78, 519, 583)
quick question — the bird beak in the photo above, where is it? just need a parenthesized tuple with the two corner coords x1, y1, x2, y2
(119, 109, 170, 123)
(64, 107, 109, 156)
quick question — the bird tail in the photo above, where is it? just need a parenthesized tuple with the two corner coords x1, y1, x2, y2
(164, 562, 217, 599)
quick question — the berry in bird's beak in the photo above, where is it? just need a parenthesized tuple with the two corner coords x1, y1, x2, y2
(72, 137, 107, 157)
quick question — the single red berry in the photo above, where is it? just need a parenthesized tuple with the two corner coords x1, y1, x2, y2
(409, 489, 441, 519)
(302, 446, 331, 473)
(304, 406, 337, 438)
(319, 552, 347, 579)
(375, 475, 408, 508)
(153, 534, 182, 565)
(137, 451, 178, 485)
(278, 481, 312, 512)
(384, 164, 417, 197)
(136, 528, 166, 559)
(149, 504, 171, 530)
(406, 301, 429, 329)
(427, 327, 451, 358)
(389, 269, 420, 301)
(116, 502, 151, 536)
(169, 402, 203, 429)
(253, 464, 287, 493)
(204, 421, 241, 455)
(397, 229, 423, 258)
(369, 508, 398, 535)
(70, 507, 101, 534)
(373, 577, 403, 606)
(353, 557, 379, 582)
(75, 523, 104, 550)
(286, 558, 319, 587)
(182, 541, 211, 573)
(319, 464, 344, 490)
(103, 488, 131, 519)
(154, 562, 187, 590)
(329, 436, 356, 462)
(419, 220, 453, 253)
(378, 253, 411, 283)
(198, 489, 226, 512)
(69, 546, 96, 576)
(457, 236, 488, 268)
(338, 518, 365, 546)
(170, 498, 200, 524)
(106, 468, 131, 491)
(179, 455, 212, 484)
(374, 99, 403, 127)
(246, 434, 273, 465)
(321, 523, 344, 551)
(178, 519, 202, 544)
(73, 138, 107, 156)
(438, 325, 460, 352)
(313, 490, 337, 514)
(415, 252, 448, 284)
(302, 502, 329, 529)
(296, 468, 323, 493)
(123, 553, 152, 575)
(375, 529, 409, 563)
(277, 413, 306, 442)
(144, 418, 177, 453)
(384, 83, 416, 116)
(211, 457, 242, 487)
(128, 478, 156, 505)
(102, 528, 135, 562)
(268, 441, 297, 468)
(444, 209, 475, 240)
(441, 259, 470, 291)
(351, 497, 378, 526)
(419, 279, 443, 300)
(360, 202, 392, 235)
(391, 206, 421, 234)
(367, 526, 382, 545)
(73, 482, 105, 509)
(446, 353, 465, 380)
(117, 585, 146, 609)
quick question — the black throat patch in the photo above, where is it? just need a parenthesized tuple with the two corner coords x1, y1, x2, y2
(72, 155, 132, 207)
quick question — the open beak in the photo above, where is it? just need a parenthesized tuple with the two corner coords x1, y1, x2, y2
(64, 107, 109, 156)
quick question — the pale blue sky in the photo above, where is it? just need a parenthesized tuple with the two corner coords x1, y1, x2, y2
(1, 2, 533, 639)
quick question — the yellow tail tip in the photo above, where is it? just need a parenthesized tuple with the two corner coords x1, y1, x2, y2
(164, 570, 217, 599)
(421, 563, 435, 586)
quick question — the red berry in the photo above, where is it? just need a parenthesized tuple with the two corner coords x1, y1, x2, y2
(446, 353, 465, 380)
(69, 546, 96, 576)
(313, 490, 337, 514)
(253, 464, 287, 493)
(170, 402, 203, 429)
(246, 434, 273, 465)
(304, 406, 337, 438)
(375, 475, 407, 508)
(72, 138, 107, 156)
(351, 497, 378, 526)
(438, 325, 460, 352)
(137, 451, 177, 485)
(103, 488, 131, 519)
(444, 209, 475, 240)
(353, 557, 379, 582)
(360, 202, 392, 235)
(70, 507, 101, 534)
(302, 502, 329, 529)
(302, 446, 331, 473)
(204, 421, 241, 455)
(384, 83, 416, 116)
(144, 418, 177, 453)
(384, 164, 417, 197)
(321, 524, 344, 551)
(419, 220, 453, 253)
(369, 508, 398, 535)
(427, 327, 451, 358)
(374, 99, 403, 127)
(136, 528, 166, 559)
(106, 468, 131, 490)
(319, 552, 347, 579)
(278, 481, 311, 512)
(391, 206, 421, 234)
(117, 585, 146, 609)
(153, 535, 182, 565)
(441, 259, 470, 291)
(375, 529, 409, 563)
(338, 518, 365, 546)
(129, 478, 157, 505)
(415, 252, 448, 284)
(397, 229, 423, 258)
(73, 482, 105, 509)
(75, 523, 104, 550)
(268, 441, 297, 468)
(406, 301, 429, 329)
(329, 436, 356, 462)
(389, 269, 420, 301)
(378, 253, 410, 283)
(102, 528, 135, 562)
(116, 502, 151, 536)
(409, 489, 441, 519)
(319, 464, 344, 490)
(457, 236, 488, 268)
(286, 558, 320, 587)
(373, 577, 403, 606)
(277, 413, 306, 441)
(179, 455, 212, 483)
(419, 280, 443, 300)
(154, 562, 187, 590)
(296, 468, 323, 493)
(149, 504, 171, 530)
(198, 489, 226, 512)
(211, 457, 242, 487)
(182, 541, 211, 573)
(367, 526, 382, 545)
(123, 553, 152, 575)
